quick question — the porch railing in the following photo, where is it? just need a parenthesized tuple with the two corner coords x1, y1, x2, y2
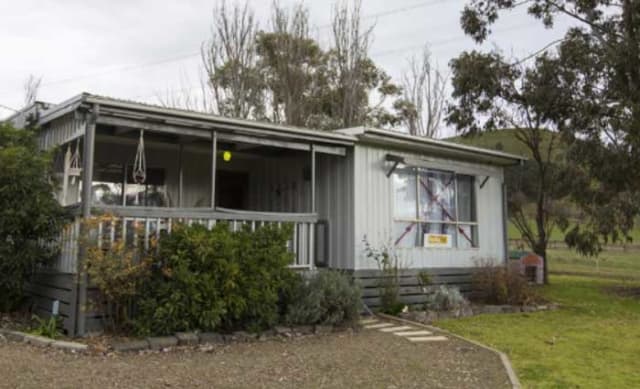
(55, 205, 318, 273)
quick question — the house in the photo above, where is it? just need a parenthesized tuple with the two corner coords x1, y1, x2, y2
(7, 93, 525, 335)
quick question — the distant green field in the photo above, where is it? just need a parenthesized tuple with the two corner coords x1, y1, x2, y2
(507, 221, 640, 243)
(548, 248, 640, 280)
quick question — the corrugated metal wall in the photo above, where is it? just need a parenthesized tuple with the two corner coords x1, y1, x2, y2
(353, 144, 506, 271)
(316, 151, 355, 269)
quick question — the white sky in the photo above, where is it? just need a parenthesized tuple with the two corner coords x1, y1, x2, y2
(0, 0, 573, 136)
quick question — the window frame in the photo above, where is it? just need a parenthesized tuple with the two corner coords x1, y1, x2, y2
(392, 165, 479, 249)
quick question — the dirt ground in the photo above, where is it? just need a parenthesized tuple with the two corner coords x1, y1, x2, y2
(0, 329, 510, 389)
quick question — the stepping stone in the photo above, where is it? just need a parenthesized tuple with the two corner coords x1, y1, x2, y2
(406, 336, 448, 342)
(364, 323, 394, 329)
(379, 326, 414, 333)
(359, 318, 379, 325)
(394, 330, 433, 337)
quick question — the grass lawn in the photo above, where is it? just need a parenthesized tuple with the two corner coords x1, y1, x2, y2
(437, 274, 640, 388)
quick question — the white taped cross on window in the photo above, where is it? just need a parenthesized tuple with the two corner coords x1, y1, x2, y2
(393, 166, 478, 249)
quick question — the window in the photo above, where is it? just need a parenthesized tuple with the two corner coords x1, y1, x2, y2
(393, 166, 478, 249)
(91, 163, 168, 207)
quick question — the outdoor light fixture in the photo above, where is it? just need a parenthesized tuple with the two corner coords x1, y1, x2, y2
(223, 150, 232, 162)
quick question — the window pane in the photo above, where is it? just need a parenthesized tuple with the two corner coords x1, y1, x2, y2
(457, 224, 479, 249)
(92, 182, 123, 205)
(457, 174, 476, 222)
(91, 163, 124, 205)
(393, 167, 417, 219)
(125, 184, 168, 207)
(420, 223, 456, 248)
(393, 221, 418, 248)
(418, 170, 456, 222)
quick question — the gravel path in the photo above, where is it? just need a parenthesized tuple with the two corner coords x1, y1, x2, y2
(0, 329, 510, 388)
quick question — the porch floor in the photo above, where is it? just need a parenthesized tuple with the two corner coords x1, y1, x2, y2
(0, 329, 509, 388)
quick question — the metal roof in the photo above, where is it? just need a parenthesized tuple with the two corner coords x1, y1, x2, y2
(35, 93, 526, 165)
(336, 127, 526, 166)
(37, 93, 357, 146)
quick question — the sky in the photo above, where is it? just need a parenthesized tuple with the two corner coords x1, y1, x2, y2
(0, 0, 573, 136)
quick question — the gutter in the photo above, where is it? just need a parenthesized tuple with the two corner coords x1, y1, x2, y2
(362, 128, 526, 166)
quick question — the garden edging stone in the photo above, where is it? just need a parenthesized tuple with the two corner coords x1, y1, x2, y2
(0, 328, 88, 353)
(175, 332, 199, 346)
(147, 336, 178, 350)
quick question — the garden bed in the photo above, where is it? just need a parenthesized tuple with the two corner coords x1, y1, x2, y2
(399, 302, 560, 324)
(0, 322, 354, 355)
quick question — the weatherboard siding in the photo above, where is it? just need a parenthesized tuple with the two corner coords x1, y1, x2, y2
(353, 144, 506, 270)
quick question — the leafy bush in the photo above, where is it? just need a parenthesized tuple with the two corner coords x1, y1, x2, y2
(225, 223, 297, 331)
(425, 285, 468, 311)
(84, 216, 152, 333)
(135, 222, 295, 335)
(0, 124, 69, 312)
(285, 270, 361, 326)
(471, 260, 539, 305)
(362, 237, 404, 315)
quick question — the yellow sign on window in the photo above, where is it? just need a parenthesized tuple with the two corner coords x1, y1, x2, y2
(424, 233, 452, 248)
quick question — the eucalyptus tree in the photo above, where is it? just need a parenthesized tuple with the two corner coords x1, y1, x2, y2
(452, 0, 640, 261)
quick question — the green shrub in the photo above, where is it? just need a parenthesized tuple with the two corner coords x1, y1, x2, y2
(425, 285, 468, 311)
(135, 222, 295, 335)
(285, 270, 361, 327)
(224, 223, 296, 331)
(0, 124, 69, 312)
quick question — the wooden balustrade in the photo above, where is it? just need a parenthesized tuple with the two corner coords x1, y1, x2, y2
(54, 205, 318, 273)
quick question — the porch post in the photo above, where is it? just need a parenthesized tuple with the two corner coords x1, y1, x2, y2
(178, 143, 184, 208)
(77, 104, 98, 336)
(311, 144, 316, 213)
(310, 144, 316, 270)
(211, 130, 217, 208)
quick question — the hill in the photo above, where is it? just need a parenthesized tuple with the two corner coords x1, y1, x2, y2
(446, 128, 564, 159)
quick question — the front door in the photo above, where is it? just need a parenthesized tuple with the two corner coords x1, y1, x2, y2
(216, 170, 249, 209)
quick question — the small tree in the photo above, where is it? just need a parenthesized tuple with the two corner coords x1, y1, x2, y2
(0, 123, 68, 311)
(446, 51, 574, 284)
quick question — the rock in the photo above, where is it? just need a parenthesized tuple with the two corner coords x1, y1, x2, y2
(198, 344, 215, 353)
(482, 305, 506, 314)
(522, 305, 537, 313)
(112, 340, 150, 353)
(314, 325, 333, 335)
(293, 325, 314, 336)
(548, 303, 560, 311)
(274, 326, 293, 337)
(460, 305, 474, 317)
(23, 334, 54, 347)
(424, 311, 439, 323)
(199, 332, 225, 344)
(231, 331, 256, 342)
(0, 334, 6, 343)
(51, 340, 88, 353)
(175, 332, 199, 346)
(411, 311, 427, 322)
(536, 305, 548, 311)
(146, 336, 178, 350)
